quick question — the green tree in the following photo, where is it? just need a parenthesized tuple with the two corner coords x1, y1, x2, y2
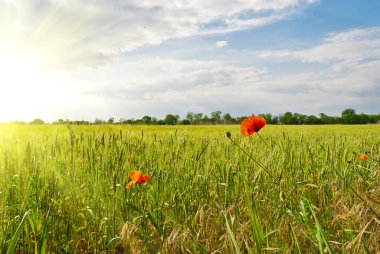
(164, 114, 178, 125)
(29, 119, 44, 124)
(305, 115, 321, 124)
(356, 113, 369, 124)
(194, 113, 203, 124)
(222, 113, 234, 124)
(142, 115, 152, 124)
(185, 112, 195, 123)
(342, 108, 356, 116)
(319, 113, 337, 124)
(341, 108, 356, 124)
(293, 113, 307, 124)
(179, 119, 191, 125)
(236, 116, 247, 124)
(210, 110, 222, 123)
(369, 114, 380, 123)
(271, 116, 279, 124)
(260, 113, 272, 124)
(94, 118, 105, 124)
(201, 115, 210, 124)
(280, 112, 297, 124)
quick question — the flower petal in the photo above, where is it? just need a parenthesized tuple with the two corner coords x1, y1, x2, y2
(240, 116, 266, 136)
(136, 175, 150, 184)
(240, 118, 254, 136)
(250, 116, 266, 132)
(358, 154, 367, 161)
(129, 170, 141, 181)
(126, 181, 135, 189)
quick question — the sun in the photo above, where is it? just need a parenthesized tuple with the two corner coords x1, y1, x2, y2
(0, 47, 56, 122)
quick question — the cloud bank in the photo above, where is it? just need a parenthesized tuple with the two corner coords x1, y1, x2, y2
(1, 0, 379, 121)
(58, 26, 380, 119)
(0, 0, 317, 69)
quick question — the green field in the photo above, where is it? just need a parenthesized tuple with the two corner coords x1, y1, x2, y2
(0, 124, 379, 253)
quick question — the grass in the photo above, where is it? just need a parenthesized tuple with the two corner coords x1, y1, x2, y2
(0, 124, 379, 253)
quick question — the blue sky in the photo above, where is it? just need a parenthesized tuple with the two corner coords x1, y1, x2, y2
(0, 0, 379, 122)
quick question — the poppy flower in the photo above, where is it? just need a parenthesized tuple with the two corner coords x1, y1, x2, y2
(126, 170, 150, 189)
(240, 116, 266, 136)
(358, 154, 367, 161)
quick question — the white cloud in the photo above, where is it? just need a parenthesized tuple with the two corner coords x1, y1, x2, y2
(2, 0, 379, 120)
(253, 27, 380, 108)
(0, 0, 317, 69)
(44, 57, 269, 120)
(81, 57, 268, 97)
(216, 40, 228, 47)
(258, 27, 380, 71)
(69, 48, 378, 118)
(182, 27, 380, 115)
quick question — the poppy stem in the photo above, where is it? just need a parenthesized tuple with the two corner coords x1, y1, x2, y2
(256, 132, 270, 148)
(226, 134, 276, 179)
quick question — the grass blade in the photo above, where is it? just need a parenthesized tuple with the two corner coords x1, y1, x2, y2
(7, 211, 30, 254)
(307, 200, 334, 254)
(224, 213, 241, 254)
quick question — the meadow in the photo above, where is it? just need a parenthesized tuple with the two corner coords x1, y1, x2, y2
(0, 124, 379, 253)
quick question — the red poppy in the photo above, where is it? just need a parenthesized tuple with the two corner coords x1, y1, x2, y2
(126, 170, 150, 189)
(240, 116, 266, 136)
(358, 154, 367, 161)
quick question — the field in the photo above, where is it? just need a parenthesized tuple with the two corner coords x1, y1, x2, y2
(0, 124, 379, 253)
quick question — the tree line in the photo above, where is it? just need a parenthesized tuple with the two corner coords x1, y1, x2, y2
(8, 108, 380, 125)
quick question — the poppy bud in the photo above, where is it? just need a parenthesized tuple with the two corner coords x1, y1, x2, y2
(358, 154, 367, 161)
(226, 131, 231, 138)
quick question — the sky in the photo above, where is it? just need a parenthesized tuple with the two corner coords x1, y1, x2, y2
(0, 0, 380, 122)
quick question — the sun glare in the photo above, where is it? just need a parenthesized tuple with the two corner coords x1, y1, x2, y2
(0, 47, 56, 122)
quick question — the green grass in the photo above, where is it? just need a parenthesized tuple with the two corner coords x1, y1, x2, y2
(0, 124, 379, 253)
